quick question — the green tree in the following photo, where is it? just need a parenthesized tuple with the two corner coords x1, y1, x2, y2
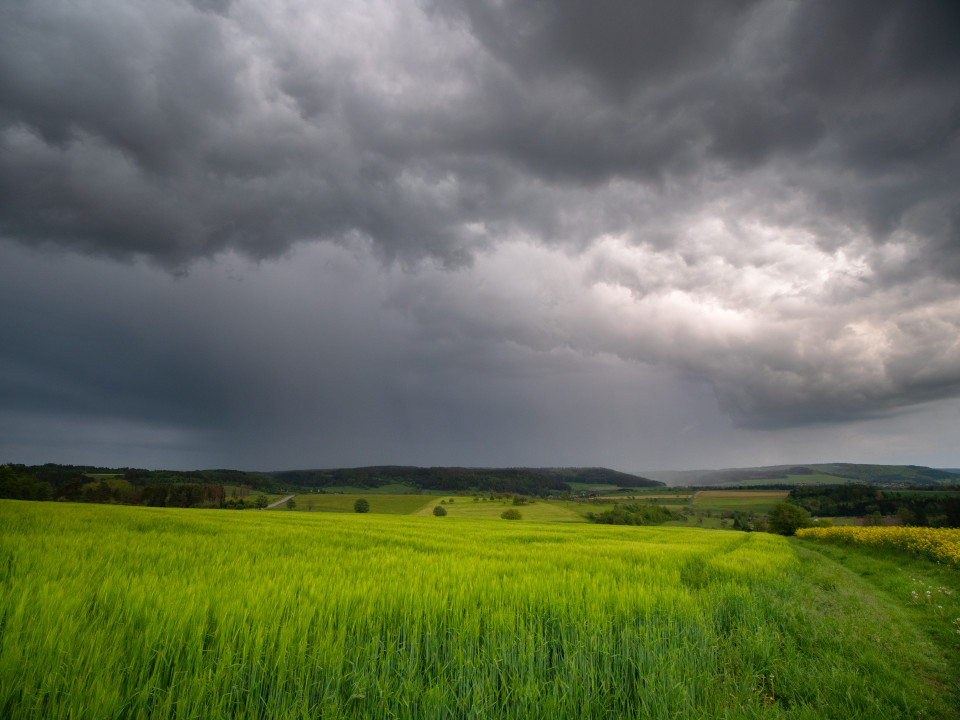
(432, 505, 447, 516)
(354, 498, 370, 513)
(767, 503, 812, 535)
(253, 494, 269, 509)
(286, 497, 296, 510)
(501, 509, 522, 520)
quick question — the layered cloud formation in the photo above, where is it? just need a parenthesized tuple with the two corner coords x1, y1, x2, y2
(1, 0, 958, 465)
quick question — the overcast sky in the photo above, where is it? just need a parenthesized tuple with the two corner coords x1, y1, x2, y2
(2, 0, 959, 473)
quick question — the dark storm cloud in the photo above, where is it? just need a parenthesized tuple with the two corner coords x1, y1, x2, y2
(1, 0, 959, 436)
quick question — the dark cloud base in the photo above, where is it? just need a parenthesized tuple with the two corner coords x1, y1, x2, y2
(1, 0, 959, 456)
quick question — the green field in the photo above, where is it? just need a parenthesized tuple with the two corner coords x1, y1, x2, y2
(718, 473, 851, 488)
(316, 484, 429, 495)
(566, 481, 621, 493)
(691, 491, 789, 514)
(278, 493, 434, 514)
(1, 500, 958, 719)
(414, 497, 589, 522)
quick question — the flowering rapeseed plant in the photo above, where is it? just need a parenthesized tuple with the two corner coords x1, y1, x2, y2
(795, 526, 960, 567)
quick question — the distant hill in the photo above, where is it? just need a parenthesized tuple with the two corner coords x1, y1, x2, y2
(4, 463, 661, 502)
(642, 463, 960, 488)
(270, 466, 662, 495)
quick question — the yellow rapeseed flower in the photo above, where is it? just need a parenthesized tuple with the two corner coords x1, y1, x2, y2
(795, 526, 960, 567)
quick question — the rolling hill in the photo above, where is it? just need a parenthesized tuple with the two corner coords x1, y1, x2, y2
(642, 463, 960, 488)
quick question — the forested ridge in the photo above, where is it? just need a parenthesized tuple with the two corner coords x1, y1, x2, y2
(0, 463, 661, 507)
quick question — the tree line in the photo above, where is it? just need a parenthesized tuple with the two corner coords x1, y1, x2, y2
(788, 485, 960, 527)
(0, 464, 269, 509)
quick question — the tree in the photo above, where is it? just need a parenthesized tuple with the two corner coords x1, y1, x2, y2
(501, 509, 522, 520)
(433, 505, 447, 516)
(767, 503, 812, 535)
(286, 497, 296, 510)
(253, 494, 269, 509)
(354, 498, 370, 513)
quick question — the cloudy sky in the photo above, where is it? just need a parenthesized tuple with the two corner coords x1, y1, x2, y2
(2, 0, 959, 473)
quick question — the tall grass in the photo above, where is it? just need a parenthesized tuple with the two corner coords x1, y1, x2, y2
(0, 501, 953, 718)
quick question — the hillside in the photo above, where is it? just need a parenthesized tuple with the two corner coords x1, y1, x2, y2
(269, 466, 662, 495)
(1, 463, 662, 504)
(643, 463, 960, 488)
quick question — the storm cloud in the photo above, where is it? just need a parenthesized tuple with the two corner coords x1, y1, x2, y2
(1, 0, 959, 466)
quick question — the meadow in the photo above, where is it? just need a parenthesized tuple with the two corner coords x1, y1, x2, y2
(691, 491, 789, 514)
(282, 493, 435, 515)
(411, 497, 588, 522)
(1, 500, 958, 719)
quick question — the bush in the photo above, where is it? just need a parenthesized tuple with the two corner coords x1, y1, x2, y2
(285, 497, 296, 510)
(501, 509, 522, 520)
(433, 505, 447, 516)
(354, 498, 369, 513)
(253, 494, 269, 509)
(767, 503, 811, 535)
(588, 503, 679, 526)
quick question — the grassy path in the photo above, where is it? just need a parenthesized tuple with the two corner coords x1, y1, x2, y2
(787, 538, 960, 716)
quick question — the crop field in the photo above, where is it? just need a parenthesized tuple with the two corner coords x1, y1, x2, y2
(280, 493, 434, 515)
(691, 491, 789, 514)
(2, 500, 958, 719)
(720, 473, 851, 487)
(797, 526, 960, 567)
(412, 498, 587, 522)
(597, 494, 691, 503)
(317, 484, 427, 495)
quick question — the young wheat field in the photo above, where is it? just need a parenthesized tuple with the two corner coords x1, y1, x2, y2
(1, 500, 957, 719)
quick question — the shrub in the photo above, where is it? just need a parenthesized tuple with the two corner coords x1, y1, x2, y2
(433, 505, 447, 516)
(354, 498, 370, 513)
(767, 503, 811, 535)
(285, 497, 296, 510)
(501, 509, 522, 520)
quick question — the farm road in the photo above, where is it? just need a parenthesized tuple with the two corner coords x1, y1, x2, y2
(265, 494, 296, 509)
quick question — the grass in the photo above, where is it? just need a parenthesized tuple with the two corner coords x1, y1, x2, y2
(278, 493, 434, 515)
(791, 537, 960, 707)
(1, 500, 958, 718)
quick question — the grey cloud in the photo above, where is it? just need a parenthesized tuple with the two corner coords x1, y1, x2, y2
(2, 0, 957, 269)
(2, 0, 959, 437)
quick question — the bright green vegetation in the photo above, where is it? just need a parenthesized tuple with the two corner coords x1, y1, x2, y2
(278, 493, 433, 515)
(791, 537, 960, 698)
(2, 500, 958, 719)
